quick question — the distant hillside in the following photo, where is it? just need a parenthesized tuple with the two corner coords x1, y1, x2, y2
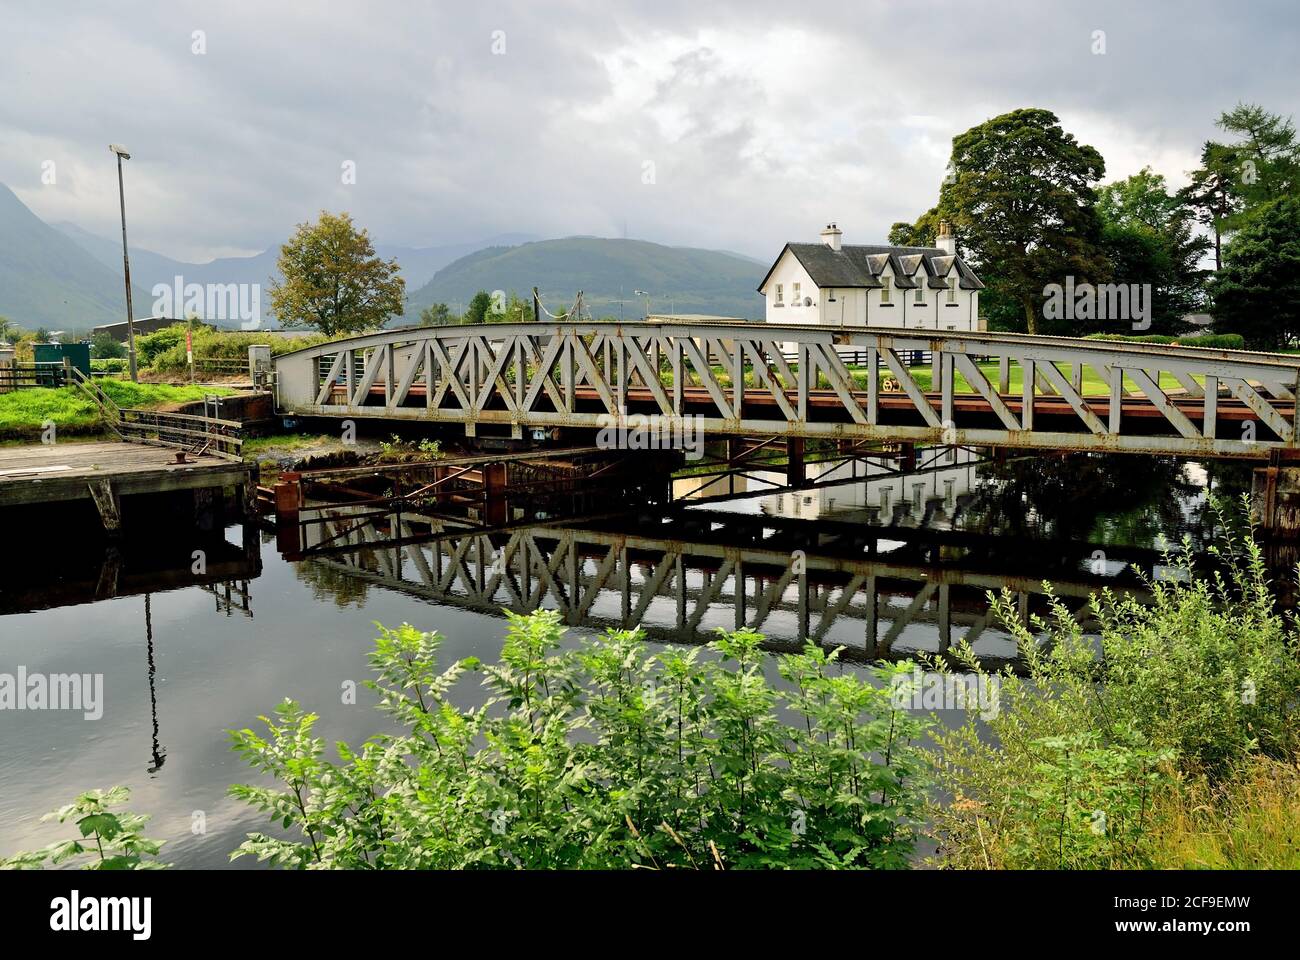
(407, 237, 766, 320)
(0, 184, 149, 328)
(54, 222, 539, 326)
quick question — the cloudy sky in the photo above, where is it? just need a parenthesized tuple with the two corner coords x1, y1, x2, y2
(2, 0, 1296, 262)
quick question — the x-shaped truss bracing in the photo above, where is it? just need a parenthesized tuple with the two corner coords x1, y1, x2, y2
(272, 322, 1300, 460)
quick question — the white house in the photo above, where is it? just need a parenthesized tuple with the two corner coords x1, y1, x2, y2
(756, 222, 984, 332)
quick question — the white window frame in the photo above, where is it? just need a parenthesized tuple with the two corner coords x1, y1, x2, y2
(879, 275, 891, 304)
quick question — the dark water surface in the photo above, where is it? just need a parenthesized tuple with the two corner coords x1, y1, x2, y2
(0, 452, 1251, 867)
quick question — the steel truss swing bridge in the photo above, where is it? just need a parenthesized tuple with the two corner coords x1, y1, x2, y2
(271, 320, 1300, 461)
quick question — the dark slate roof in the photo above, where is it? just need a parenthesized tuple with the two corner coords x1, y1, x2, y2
(757, 243, 985, 293)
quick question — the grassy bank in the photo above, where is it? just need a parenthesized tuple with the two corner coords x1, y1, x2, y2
(0, 382, 235, 441)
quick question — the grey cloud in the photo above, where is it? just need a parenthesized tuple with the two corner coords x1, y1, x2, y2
(0, 0, 1294, 262)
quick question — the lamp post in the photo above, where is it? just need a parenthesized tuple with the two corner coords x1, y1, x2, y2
(110, 144, 138, 382)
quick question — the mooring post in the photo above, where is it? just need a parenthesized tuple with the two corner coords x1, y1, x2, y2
(274, 471, 302, 556)
(483, 461, 508, 526)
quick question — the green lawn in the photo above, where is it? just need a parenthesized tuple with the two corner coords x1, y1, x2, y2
(868, 360, 1192, 396)
(699, 360, 1192, 396)
(0, 382, 235, 440)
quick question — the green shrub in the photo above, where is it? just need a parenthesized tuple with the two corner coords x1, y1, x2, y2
(928, 498, 1300, 869)
(227, 612, 930, 869)
(135, 325, 187, 365)
(1175, 333, 1247, 350)
(1081, 332, 1248, 350)
(1083, 333, 1177, 344)
(0, 787, 166, 870)
(148, 325, 326, 373)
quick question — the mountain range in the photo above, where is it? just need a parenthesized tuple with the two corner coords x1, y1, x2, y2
(406, 237, 765, 320)
(0, 182, 767, 329)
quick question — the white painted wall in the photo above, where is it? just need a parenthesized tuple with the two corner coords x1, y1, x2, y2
(760, 246, 983, 333)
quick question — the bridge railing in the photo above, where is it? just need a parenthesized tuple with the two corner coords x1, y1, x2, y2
(272, 321, 1300, 460)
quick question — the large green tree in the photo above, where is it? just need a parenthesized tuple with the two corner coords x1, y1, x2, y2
(905, 108, 1109, 334)
(1216, 103, 1300, 214)
(418, 302, 455, 326)
(1178, 141, 1243, 271)
(1096, 168, 1210, 335)
(1180, 105, 1300, 270)
(1209, 195, 1300, 348)
(269, 211, 405, 335)
(463, 290, 493, 325)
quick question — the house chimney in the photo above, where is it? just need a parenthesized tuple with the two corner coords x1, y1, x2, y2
(820, 222, 842, 251)
(935, 220, 957, 255)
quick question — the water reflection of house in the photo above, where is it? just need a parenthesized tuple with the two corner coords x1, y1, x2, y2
(752, 447, 983, 524)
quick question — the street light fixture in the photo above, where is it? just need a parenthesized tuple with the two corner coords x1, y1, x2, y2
(110, 143, 139, 382)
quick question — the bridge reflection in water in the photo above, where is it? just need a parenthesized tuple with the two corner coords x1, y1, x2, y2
(292, 460, 1194, 669)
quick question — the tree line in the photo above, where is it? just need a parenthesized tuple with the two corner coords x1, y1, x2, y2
(889, 103, 1300, 348)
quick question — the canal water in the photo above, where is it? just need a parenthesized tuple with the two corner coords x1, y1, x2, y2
(0, 452, 1254, 867)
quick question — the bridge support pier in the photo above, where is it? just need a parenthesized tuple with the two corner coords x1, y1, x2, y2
(786, 438, 806, 488)
(1252, 465, 1300, 537)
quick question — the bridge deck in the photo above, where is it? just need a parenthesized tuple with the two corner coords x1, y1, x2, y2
(271, 322, 1300, 460)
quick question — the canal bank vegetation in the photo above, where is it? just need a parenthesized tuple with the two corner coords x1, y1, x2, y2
(0, 381, 235, 441)
(5, 502, 1299, 870)
(225, 615, 929, 869)
(929, 501, 1300, 869)
(136, 323, 327, 375)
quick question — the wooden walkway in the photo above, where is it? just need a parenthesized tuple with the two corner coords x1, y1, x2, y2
(0, 441, 253, 527)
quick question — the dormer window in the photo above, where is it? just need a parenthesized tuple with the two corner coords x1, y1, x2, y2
(879, 275, 891, 304)
(947, 277, 957, 302)
(915, 282, 925, 304)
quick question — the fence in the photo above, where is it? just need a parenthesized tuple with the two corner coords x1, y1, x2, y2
(116, 408, 244, 460)
(0, 361, 71, 390)
(69, 368, 244, 461)
(193, 357, 249, 376)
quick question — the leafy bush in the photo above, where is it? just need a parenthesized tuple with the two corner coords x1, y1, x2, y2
(1082, 332, 1248, 349)
(138, 323, 328, 373)
(227, 612, 930, 869)
(135, 325, 187, 365)
(1175, 333, 1247, 349)
(1083, 333, 1177, 344)
(377, 434, 441, 461)
(928, 500, 1300, 868)
(0, 787, 166, 870)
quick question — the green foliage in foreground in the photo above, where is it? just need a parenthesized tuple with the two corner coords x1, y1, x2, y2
(0, 787, 166, 870)
(929, 499, 1300, 869)
(226, 613, 929, 869)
